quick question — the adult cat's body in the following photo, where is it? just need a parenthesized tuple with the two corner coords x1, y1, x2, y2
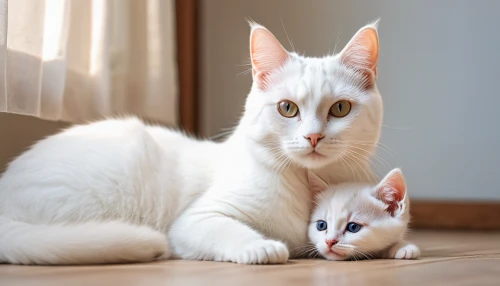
(0, 119, 221, 264)
(0, 22, 383, 265)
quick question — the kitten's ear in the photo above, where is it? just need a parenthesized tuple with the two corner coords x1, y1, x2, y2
(340, 20, 380, 85)
(374, 168, 407, 217)
(249, 23, 289, 90)
(308, 171, 329, 196)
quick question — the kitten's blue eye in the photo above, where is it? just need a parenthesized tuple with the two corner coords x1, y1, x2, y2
(346, 222, 362, 233)
(316, 220, 327, 231)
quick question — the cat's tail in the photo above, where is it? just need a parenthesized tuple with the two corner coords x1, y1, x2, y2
(0, 216, 170, 265)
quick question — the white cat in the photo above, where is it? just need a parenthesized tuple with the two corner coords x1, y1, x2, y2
(0, 22, 383, 265)
(307, 168, 420, 260)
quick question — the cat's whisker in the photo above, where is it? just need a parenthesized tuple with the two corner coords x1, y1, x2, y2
(363, 124, 411, 131)
(209, 130, 233, 141)
(343, 152, 371, 181)
(268, 150, 291, 174)
(279, 16, 295, 52)
(347, 145, 392, 170)
(343, 150, 379, 181)
(341, 154, 361, 181)
(237, 68, 253, 77)
(333, 31, 343, 55)
(312, 250, 321, 259)
(283, 158, 293, 173)
(345, 140, 398, 158)
(308, 249, 320, 259)
(332, 140, 396, 162)
(339, 156, 356, 180)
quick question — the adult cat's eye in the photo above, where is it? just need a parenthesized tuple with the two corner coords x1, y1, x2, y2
(346, 222, 362, 233)
(316, 220, 327, 231)
(330, 100, 351, 118)
(277, 100, 299, 118)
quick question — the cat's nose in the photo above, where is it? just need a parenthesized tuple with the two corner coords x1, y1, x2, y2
(325, 239, 338, 248)
(304, 133, 324, 147)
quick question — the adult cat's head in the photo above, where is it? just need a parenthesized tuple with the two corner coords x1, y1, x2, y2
(308, 168, 410, 260)
(241, 22, 383, 170)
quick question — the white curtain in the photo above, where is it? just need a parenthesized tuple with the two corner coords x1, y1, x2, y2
(0, 0, 178, 125)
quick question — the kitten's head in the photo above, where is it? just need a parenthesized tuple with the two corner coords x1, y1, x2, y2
(308, 168, 410, 260)
(242, 21, 383, 169)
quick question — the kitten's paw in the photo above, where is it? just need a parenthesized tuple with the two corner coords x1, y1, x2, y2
(235, 240, 289, 264)
(387, 241, 420, 260)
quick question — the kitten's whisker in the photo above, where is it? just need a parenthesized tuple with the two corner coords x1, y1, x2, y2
(352, 248, 375, 260)
(292, 243, 316, 251)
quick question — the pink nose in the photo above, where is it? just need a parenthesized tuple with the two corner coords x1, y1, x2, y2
(304, 133, 324, 147)
(325, 239, 338, 248)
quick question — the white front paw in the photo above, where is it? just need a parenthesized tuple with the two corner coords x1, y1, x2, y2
(387, 242, 420, 260)
(235, 240, 289, 264)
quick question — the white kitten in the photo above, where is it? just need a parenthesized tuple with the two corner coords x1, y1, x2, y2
(308, 169, 420, 261)
(0, 22, 383, 265)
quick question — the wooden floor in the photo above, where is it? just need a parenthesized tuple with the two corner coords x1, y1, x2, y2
(1, 231, 499, 286)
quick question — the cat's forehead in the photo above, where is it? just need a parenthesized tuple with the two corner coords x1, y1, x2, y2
(280, 54, 365, 103)
(319, 185, 382, 214)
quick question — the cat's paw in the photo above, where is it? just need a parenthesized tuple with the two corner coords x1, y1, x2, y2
(387, 241, 420, 260)
(235, 239, 289, 264)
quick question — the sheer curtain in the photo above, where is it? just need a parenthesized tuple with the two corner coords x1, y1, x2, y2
(0, 0, 178, 125)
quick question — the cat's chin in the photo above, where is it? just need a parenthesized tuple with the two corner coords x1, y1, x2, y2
(292, 151, 339, 170)
(321, 250, 347, 261)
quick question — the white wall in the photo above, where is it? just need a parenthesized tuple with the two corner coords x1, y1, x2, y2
(199, 0, 500, 201)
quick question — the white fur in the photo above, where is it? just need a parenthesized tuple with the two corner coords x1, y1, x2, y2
(307, 169, 420, 261)
(0, 23, 383, 265)
(0, 218, 168, 264)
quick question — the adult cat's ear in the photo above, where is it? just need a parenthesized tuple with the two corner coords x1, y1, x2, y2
(374, 168, 407, 217)
(340, 20, 380, 85)
(249, 23, 289, 90)
(308, 171, 329, 197)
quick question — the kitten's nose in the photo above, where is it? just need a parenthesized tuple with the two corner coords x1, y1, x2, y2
(325, 239, 338, 248)
(304, 133, 324, 147)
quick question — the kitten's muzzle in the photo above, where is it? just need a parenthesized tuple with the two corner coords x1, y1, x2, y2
(325, 239, 338, 248)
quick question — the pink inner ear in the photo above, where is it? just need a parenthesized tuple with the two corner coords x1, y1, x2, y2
(376, 169, 406, 216)
(340, 26, 379, 88)
(250, 26, 289, 90)
(341, 27, 379, 71)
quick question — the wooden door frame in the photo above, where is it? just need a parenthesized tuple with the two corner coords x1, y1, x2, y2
(176, 0, 198, 134)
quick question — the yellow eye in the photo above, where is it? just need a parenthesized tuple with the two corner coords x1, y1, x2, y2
(277, 100, 299, 118)
(330, 100, 351, 118)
